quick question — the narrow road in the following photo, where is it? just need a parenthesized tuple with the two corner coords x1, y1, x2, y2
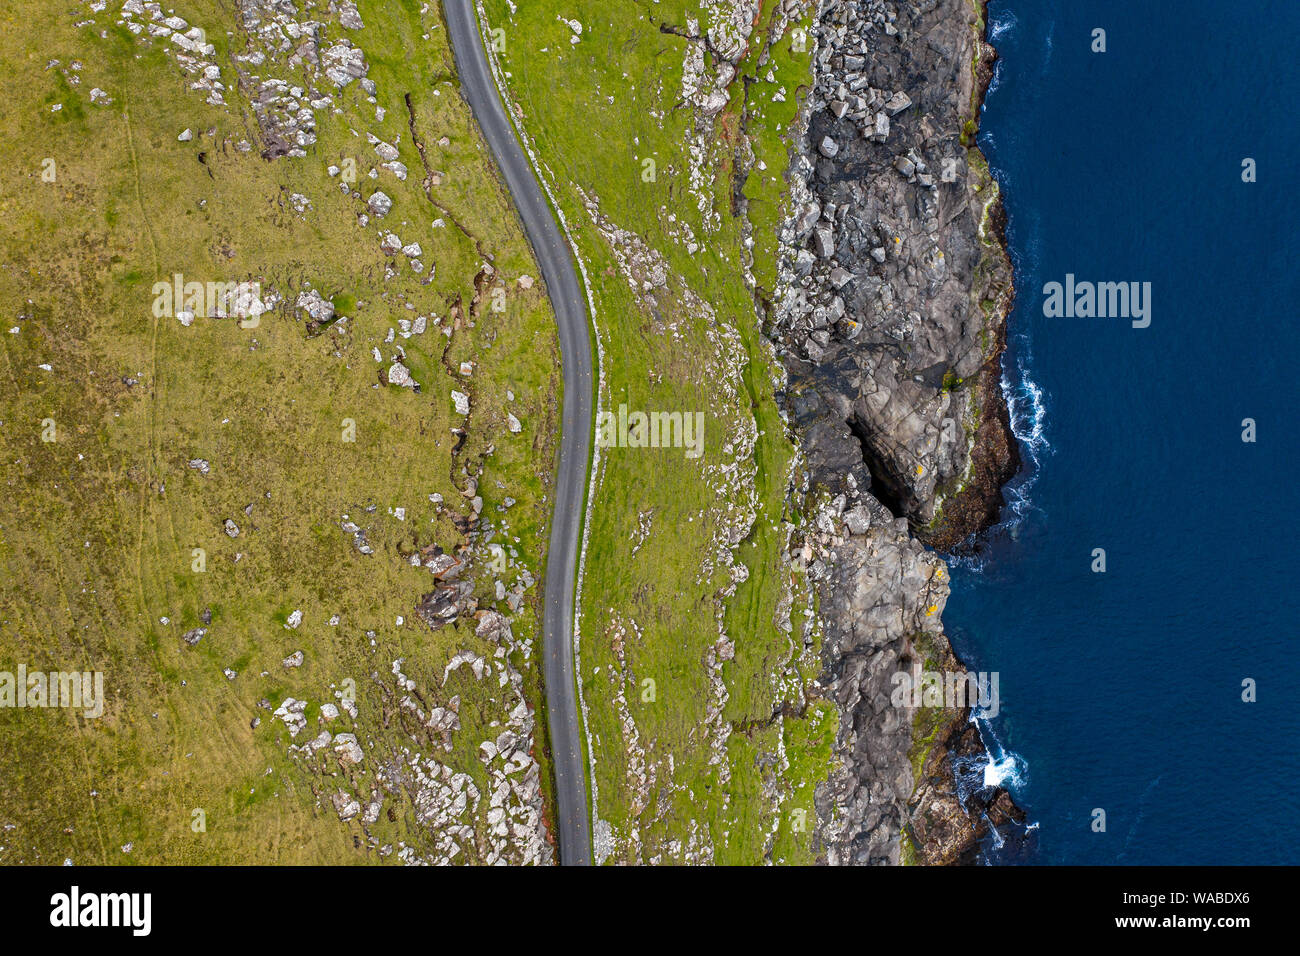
(444, 0, 594, 865)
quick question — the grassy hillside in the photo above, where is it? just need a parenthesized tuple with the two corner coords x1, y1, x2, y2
(0, 0, 559, 864)
(480, 0, 835, 863)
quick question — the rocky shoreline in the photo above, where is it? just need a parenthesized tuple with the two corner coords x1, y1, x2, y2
(766, 0, 1023, 863)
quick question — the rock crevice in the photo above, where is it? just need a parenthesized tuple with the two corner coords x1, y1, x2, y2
(767, 0, 1023, 864)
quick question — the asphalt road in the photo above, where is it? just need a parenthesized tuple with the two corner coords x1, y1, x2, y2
(444, 0, 594, 866)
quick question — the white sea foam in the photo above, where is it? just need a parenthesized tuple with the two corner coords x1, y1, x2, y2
(945, 344, 1049, 573)
(989, 9, 1017, 42)
(1000, 350, 1050, 524)
(983, 753, 1023, 789)
(983, 813, 1007, 849)
(970, 711, 1029, 793)
(985, 10, 1015, 97)
(986, 58, 1004, 97)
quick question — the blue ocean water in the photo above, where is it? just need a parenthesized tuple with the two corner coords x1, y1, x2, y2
(944, 0, 1300, 864)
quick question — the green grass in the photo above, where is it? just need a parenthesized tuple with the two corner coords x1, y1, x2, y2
(0, 0, 559, 864)
(482, 0, 831, 863)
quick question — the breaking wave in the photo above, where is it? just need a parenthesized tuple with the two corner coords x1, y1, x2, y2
(989, 10, 1017, 42)
(972, 711, 1027, 793)
(953, 712, 1038, 864)
(953, 718, 1025, 810)
(985, 9, 1016, 97)
(999, 346, 1050, 525)
(943, 343, 1048, 575)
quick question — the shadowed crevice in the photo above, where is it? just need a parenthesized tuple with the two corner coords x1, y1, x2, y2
(847, 415, 906, 521)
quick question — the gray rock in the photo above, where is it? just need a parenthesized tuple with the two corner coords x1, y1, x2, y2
(843, 506, 872, 535)
(813, 222, 835, 258)
(296, 289, 335, 324)
(321, 40, 367, 87)
(336, 0, 364, 30)
(794, 201, 821, 237)
(387, 362, 416, 389)
(885, 91, 912, 115)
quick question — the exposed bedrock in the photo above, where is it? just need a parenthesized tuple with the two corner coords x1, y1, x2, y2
(772, 0, 1018, 550)
(767, 0, 1024, 863)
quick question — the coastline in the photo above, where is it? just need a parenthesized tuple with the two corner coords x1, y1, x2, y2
(767, 0, 1023, 863)
(925, 1, 1020, 553)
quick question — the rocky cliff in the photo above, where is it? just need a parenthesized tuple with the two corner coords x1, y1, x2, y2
(767, 0, 1022, 864)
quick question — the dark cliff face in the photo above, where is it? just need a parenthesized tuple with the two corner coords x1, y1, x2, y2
(767, 0, 1022, 863)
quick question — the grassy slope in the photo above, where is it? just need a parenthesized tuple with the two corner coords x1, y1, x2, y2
(483, 0, 834, 863)
(0, 0, 558, 863)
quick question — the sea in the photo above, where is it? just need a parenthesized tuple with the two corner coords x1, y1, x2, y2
(945, 0, 1300, 864)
